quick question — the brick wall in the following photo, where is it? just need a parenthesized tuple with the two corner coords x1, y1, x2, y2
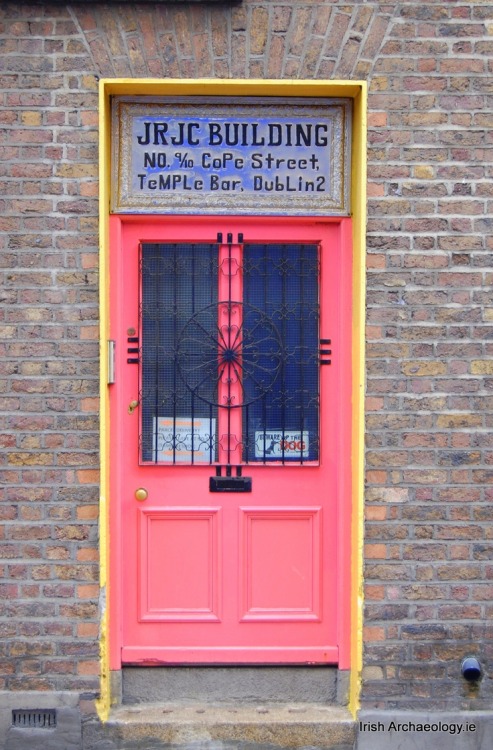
(0, 4, 101, 695)
(363, 2, 493, 710)
(0, 0, 492, 711)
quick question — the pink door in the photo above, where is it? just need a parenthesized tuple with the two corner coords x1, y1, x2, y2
(110, 216, 352, 666)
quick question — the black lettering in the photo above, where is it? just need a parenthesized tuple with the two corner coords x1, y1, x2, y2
(138, 119, 330, 149)
(285, 123, 292, 147)
(251, 153, 263, 169)
(163, 122, 201, 147)
(295, 123, 312, 147)
(188, 123, 200, 146)
(153, 122, 169, 145)
(268, 123, 283, 146)
(143, 152, 155, 168)
(240, 123, 249, 146)
(143, 152, 167, 168)
(170, 122, 185, 147)
(315, 124, 329, 147)
(224, 123, 240, 146)
(251, 123, 265, 146)
(137, 122, 151, 146)
(209, 123, 222, 145)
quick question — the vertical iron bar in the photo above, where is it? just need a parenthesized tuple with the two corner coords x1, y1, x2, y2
(191, 243, 196, 465)
(172, 243, 178, 465)
(244, 402, 249, 463)
(210, 403, 214, 465)
(299, 245, 306, 464)
(153, 247, 160, 463)
(281, 243, 287, 464)
(239, 234, 244, 466)
(262, 242, 268, 463)
(210, 242, 216, 465)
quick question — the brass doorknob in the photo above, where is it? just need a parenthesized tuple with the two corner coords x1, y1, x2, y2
(135, 488, 148, 502)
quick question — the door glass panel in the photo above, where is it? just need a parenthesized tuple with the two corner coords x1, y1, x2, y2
(139, 240, 319, 465)
(140, 243, 218, 464)
(242, 243, 320, 463)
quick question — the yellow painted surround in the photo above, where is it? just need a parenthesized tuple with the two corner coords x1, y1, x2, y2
(97, 79, 366, 720)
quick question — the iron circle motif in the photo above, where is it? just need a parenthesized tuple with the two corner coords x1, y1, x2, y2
(176, 301, 282, 408)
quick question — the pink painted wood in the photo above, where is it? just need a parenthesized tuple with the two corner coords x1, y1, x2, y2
(109, 216, 352, 667)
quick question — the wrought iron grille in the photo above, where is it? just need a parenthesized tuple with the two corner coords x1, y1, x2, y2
(242, 243, 319, 463)
(139, 240, 320, 465)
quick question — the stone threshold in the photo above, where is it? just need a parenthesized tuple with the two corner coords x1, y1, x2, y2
(97, 701, 356, 749)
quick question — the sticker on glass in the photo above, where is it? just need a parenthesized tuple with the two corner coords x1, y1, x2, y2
(153, 417, 216, 463)
(255, 431, 309, 459)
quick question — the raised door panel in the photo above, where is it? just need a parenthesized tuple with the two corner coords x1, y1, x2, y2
(240, 507, 322, 622)
(138, 507, 221, 622)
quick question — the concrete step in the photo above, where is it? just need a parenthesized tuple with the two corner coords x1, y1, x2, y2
(84, 702, 356, 750)
(122, 666, 344, 705)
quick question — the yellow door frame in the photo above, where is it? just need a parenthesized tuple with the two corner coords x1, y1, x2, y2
(97, 78, 366, 720)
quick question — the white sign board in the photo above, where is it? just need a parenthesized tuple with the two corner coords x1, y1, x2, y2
(254, 431, 310, 459)
(153, 417, 215, 463)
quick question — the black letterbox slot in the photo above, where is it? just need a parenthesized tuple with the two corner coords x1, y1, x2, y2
(209, 476, 252, 493)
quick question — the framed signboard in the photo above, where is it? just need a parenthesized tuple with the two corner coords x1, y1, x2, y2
(111, 97, 351, 216)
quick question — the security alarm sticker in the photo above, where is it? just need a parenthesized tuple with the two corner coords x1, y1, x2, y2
(255, 431, 309, 459)
(153, 417, 216, 463)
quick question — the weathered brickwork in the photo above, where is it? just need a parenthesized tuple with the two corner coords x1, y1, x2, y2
(0, 5, 101, 696)
(363, 3, 493, 710)
(0, 0, 492, 715)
